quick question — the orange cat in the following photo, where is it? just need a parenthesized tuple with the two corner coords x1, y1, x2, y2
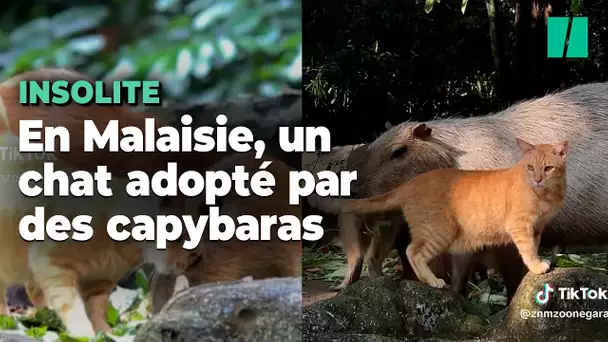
(0, 68, 225, 337)
(330, 138, 568, 288)
(147, 152, 302, 313)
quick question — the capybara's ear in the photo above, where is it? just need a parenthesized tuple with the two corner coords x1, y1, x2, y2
(516, 137, 534, 154)
(553, 141, 569, 158)
(412, 123, 432, 140)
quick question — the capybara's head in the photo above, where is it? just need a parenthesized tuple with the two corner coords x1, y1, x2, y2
(351, 122, 460, 196)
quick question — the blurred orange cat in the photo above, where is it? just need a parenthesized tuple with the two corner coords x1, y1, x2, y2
(0, 68, 224, 337)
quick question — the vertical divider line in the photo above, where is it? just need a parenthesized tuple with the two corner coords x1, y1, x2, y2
(562, 15, 574, 58)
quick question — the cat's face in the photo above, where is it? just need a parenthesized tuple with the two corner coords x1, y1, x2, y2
(517, 138, 568, 189)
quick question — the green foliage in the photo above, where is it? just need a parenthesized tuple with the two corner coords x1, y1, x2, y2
(0, 315, 18, 330)
(1, 0, 301, 103)
(304, 0, 608, 145)
(461, 0, 469, 14)
(25, 326, 48, 339)
(18, 307, 65, 332)
(554, 253, 607, 272)
(135, 269, 149, 294)
(106, 302, 120, 327)
(571, 0, 583, 15)
(58, 333, 90, 342)
(424, 0, 436, 14)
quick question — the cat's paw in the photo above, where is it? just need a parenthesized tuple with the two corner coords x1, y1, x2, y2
(427, 278, 447, 289)
(529, 260, 551, 275)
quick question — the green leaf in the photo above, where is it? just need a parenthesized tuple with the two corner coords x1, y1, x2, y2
(0, 315, 18, 330)
(175, 47, 194, 78)
(25, 326, 47, 339)
(51, 6, 110, 39)
(424, 0, 436, 14)
(567, 254, 585, 264)
(555, 254, 580, 267)
(461, 0, 469, 14)
(68, 34, 107, 55)
(111, 324, 129, 336)
(9, 18, 51, 44)
(192, 2, 237, 31)
(323, 267, 346, 282)
(571, 0, 583, 16)
(155, 0, 180, 12)
(17, 307, 65, 332)
(135, 268, 150, 294)
(92, 331, 114, 342)
(106, 302, 120, 327)
(58, 332, 89, 342)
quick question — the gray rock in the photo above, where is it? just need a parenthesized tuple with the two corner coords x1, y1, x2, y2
(0, 333, 38, 342)
(493, 267, 608, 341)
(303, 276, 488, 342)
(134, 277, 302, 342)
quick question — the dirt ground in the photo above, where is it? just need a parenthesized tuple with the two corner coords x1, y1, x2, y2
(302, 279, 339, 306)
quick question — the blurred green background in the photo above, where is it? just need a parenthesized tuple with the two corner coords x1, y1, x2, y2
(0, 0, 302, 103)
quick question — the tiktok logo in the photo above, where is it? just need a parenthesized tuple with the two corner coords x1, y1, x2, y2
(535, 283, 555, 305)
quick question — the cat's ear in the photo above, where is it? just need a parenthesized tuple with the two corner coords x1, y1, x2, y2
(412, 123, 432, 140)
(516, 138, 535, 154)
(552, 141, 569, 159)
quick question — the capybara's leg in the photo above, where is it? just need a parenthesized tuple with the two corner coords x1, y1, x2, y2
(494, 245, 526, 303)
(367, 219, 400, 277)
(450, 252, 475, 295)
(393, 222, 417, 280)
(330, 213, 367, 291)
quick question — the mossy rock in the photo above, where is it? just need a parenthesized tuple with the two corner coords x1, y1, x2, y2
(303, 276, 489, 341)
(493, 267, 608, 341)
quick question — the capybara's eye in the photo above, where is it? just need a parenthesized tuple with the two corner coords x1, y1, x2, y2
(527, 164, 534, 171)
(390, 146, 408, 159)
(544, 166, 554, 172)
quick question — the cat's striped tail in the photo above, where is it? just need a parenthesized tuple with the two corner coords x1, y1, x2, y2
(338, 184, 408, 214)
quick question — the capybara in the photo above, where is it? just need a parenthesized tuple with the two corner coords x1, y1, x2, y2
(318, 82, 608, 301)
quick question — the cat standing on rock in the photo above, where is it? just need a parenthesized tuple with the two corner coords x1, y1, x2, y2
(323, 138, 568, 288)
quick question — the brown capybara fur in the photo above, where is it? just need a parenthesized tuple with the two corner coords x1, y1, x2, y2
(148, 152, 302, 313)
(316, 82, 608, 301)
(327, 143, 454, 291)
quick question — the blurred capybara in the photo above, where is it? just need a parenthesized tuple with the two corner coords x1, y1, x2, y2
(326, 82, 608, 300)
(329, 144, 455, 291)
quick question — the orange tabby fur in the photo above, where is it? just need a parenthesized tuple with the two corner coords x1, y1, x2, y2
(334, 138, 568, 288)
(0, 68, 226, 337)
(148, 152, 302, 313)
